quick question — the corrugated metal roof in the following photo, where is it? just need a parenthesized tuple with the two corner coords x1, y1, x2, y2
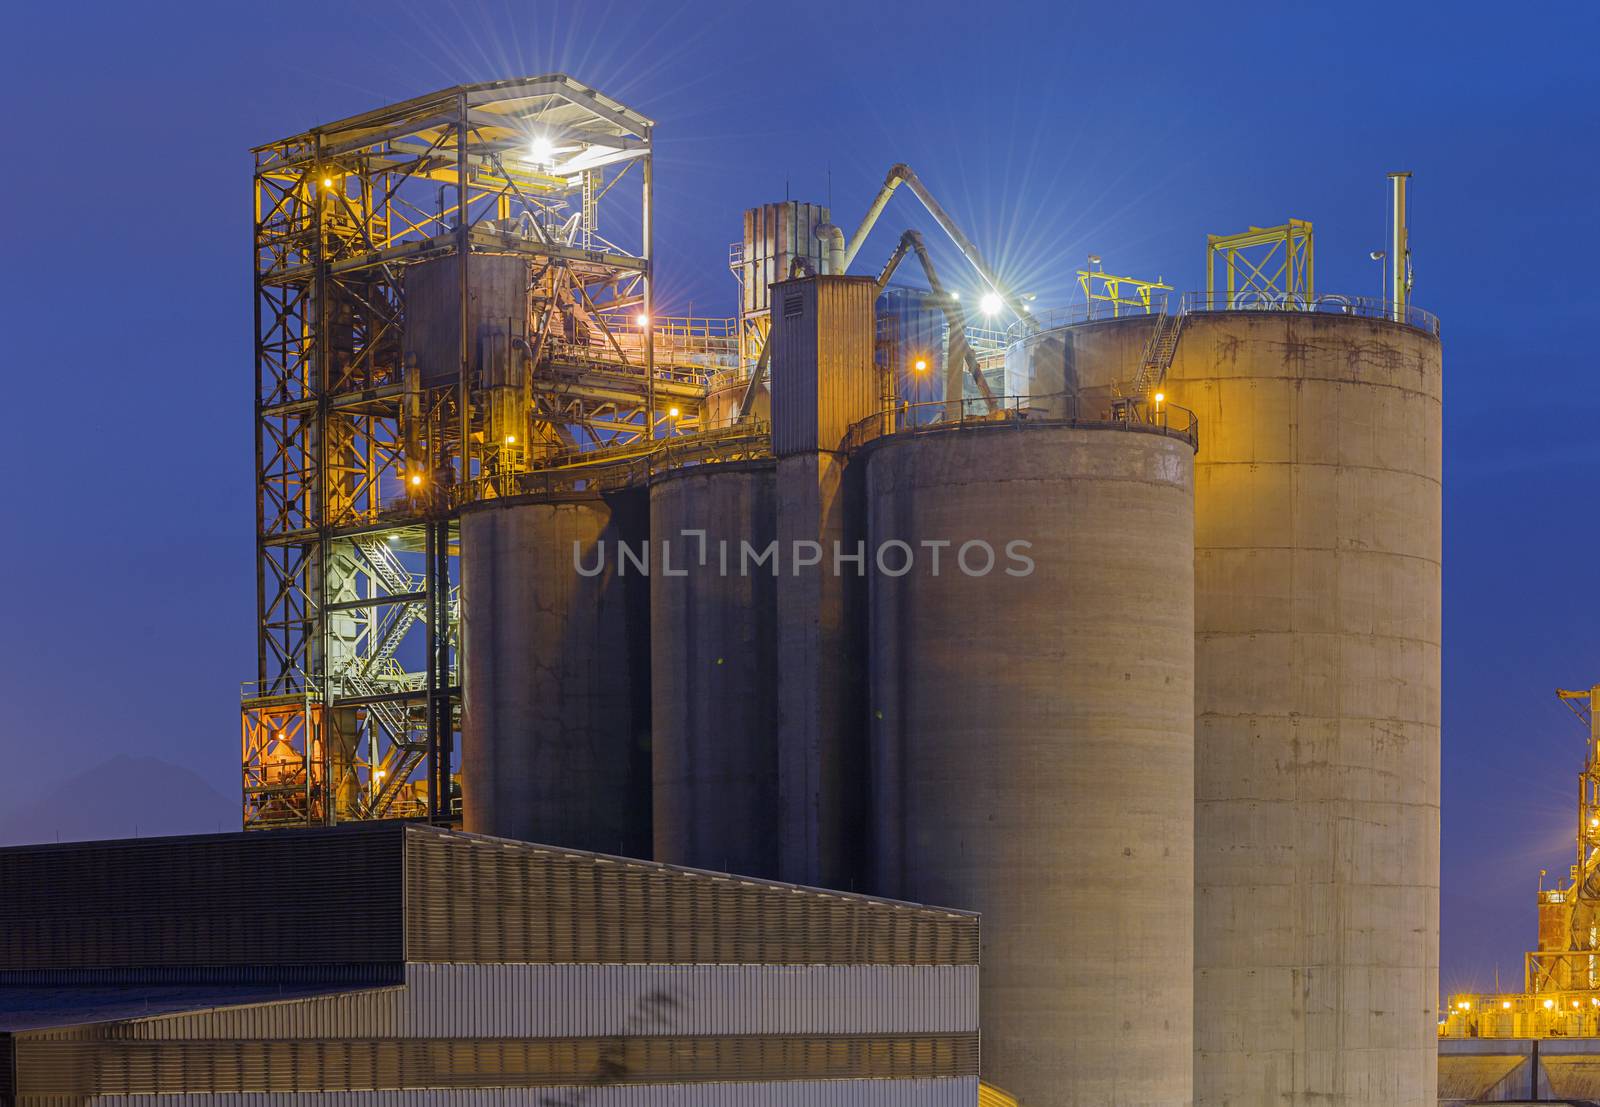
(0, 983, 386, 1032)
(1, 825, 977, 974)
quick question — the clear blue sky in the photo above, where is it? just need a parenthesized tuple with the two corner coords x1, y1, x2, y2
(2, 0, 1596, 991)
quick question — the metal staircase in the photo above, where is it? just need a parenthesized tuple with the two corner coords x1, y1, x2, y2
(331, 538, 459, 818)
(1128, 307, 1185, 400)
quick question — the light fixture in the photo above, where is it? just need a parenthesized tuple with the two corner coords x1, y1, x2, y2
(913, 358, 928, 373)
(1503, 1001, 1512, 1009)
(387, 534, 399, 543)
(530, 136, 555, 164)
(949, 290, 960, 301)
(410, 473, 423, 487)
(980, 292, 1003, 315)
(505, 434, 517, 445)
(668, 406, 680, 419)
(1153, 392, 1165, 404)
(321, 177, 334, 189)
(635, 313, 649, 327)
(1545, 999, 1556, 1009)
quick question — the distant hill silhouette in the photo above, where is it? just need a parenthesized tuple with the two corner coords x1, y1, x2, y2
(0, 755, 236, 846)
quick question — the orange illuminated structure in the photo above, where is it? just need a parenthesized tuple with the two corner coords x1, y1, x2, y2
(1442, 685, 1600, 1037)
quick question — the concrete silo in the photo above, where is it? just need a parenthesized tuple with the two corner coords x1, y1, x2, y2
(649, 460, 781, 878)
(459, 492, 652, 856)
(865, 419, 1197, 1105)
(1003, 313, 1156, 418)
(1163, 311, 1443, 1106)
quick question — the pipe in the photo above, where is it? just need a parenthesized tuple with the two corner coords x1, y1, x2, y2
(1388, 171, 1411, 322)
(816, 222, 846, 274)
(843, 164, 1034, 330)
(903, 230, 997, 409)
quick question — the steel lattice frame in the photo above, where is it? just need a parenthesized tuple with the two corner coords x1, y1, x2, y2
(245, 76, 669, 829)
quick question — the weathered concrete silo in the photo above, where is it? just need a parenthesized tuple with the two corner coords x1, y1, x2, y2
(460, 492, 652, 856)
(1164, 311, 1443, 1106)
(865, 419, 1196, 1106)
(649, 461, 781, 878)
(1003, 314, 1156, 417)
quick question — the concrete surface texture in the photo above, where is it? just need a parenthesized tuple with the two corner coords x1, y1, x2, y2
(460, 493, 651, 855)
(650, 461, 782, 878)
(774, 449, 866, 890)
(1166, 313, 1443, 1106)
(1004, 313, 1156, 417)
(864, 422, 1196, 1105)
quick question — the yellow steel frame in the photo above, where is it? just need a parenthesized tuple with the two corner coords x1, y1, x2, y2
(1074, 269, 1171, 316)
(1206, 220, 1314, 307)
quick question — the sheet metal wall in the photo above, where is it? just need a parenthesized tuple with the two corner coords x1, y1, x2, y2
(0, 826, 405, 971)
(769, 276, 879, 456)
(13, 1032, 978, 1097)
(32, 964, 974, 1041)
(77, 1076, 979, 1106)
(740, 202, 831, 318)
(402, 828, 977, 966)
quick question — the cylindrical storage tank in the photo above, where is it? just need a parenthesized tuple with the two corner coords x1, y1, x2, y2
(1003, 314, 1156, 416)
(702, 370, 769, 430)
(1167, 312, 1442, 1106)
(460, 491, 652, 856)
(865, 421, 1196, 1105)
(650, 460, 780, 878)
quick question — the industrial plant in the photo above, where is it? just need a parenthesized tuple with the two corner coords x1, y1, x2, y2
(2, 75, 1450, 1105)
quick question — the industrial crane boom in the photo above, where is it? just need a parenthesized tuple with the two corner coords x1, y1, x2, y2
(843, 163, 1034, 326)
(736, 163, 1026, 421)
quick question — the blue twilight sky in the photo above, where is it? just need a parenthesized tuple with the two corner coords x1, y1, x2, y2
(1, 0, 1596, 990)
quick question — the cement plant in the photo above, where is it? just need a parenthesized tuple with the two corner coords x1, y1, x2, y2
(2, 74, 1477, 1105)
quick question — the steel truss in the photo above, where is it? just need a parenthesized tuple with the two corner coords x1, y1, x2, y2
(1205, 219, 1315, 308)
(245, 76, 737, 829)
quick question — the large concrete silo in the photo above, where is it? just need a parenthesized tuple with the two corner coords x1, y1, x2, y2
(1165, 311, 1443, 1106)
(459, 492, 652, 856)
(865, 420, 1196, 1105)
(649, 461, 781, 878)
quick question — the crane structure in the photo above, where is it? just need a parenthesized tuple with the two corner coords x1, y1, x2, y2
(735, 163, 1033, 421)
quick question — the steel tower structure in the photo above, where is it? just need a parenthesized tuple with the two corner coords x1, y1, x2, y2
(243, 76, 692, 829)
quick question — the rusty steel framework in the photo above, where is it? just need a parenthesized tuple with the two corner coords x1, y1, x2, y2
(243, 76, 741, 829)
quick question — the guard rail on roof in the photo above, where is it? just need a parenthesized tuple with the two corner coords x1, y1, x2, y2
(842, 393, 1198, 454)
(1179, 291, 1440, 335)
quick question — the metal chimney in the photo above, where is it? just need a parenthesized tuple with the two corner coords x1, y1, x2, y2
(1388, 171, 1412, 320)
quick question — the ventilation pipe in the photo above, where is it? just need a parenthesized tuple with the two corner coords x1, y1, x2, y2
(816, 223, 846, 274)
(1388, 171, 1411, 322)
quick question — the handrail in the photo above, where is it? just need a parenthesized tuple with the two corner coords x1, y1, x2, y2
(842, 393, 1199, 454)
(452, 420, 774, 505)
(1179, 291, 1440, 335)
(1006, 290, 1439, 340)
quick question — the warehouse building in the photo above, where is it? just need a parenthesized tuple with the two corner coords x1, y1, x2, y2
(0, 824, 979, 1104)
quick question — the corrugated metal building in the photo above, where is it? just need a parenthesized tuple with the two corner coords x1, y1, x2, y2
(0, 825, 978, 1105)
